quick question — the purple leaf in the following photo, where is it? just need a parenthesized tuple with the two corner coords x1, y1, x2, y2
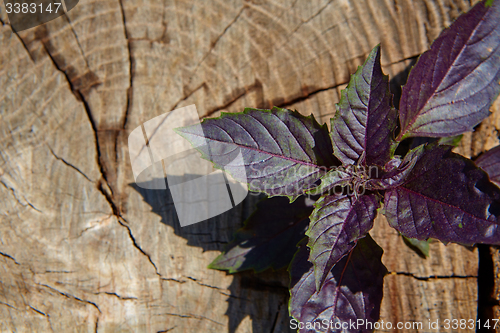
(306, 194, 380, 290)
(289, 235, 387, 333)
(384, 144, 500, 245)
(398, 0, 500, 139)
(476, 145, 500, 186)
(176, 107, 337, 200)
(331, 45, 397, 166)
(208, 196, 313, 273)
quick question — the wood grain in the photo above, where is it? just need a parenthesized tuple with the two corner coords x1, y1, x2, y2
(1, 0, 498, 332)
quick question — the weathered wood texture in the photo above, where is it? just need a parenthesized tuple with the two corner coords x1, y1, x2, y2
(0, 0, 498, 332)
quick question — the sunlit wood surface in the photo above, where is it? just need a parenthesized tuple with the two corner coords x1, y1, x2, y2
(1, 0, 498, 332)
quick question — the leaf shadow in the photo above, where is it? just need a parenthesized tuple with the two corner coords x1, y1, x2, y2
(130, 175, 294, 333)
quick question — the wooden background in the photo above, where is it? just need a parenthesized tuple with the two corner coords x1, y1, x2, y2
(0, 0, 499, 331)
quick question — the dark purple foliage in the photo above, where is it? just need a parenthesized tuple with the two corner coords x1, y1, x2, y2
(397, 0, 500, 139)
(289, 236, 387, 333)
(476, 145, 500, 186)
(331, 45, 397, 167)
(306, 194, 379, 290)
(384, 144, 500, 245)
(176, 107, 337, 200)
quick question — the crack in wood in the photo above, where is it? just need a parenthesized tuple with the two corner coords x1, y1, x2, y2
(269, 301, 283, 333)
(392, 271, 477, 280)
(275, 82, 345, 109)
(116, 217, 163, 278)
(37, 283, 101, 314)
(162, 276, 250, 300)
(0, 301, 17, 310)
(38, 37, 113, 199)
(157, 326, 177, 333)
(46, 144, 93, 182)
(163, 312, 224, 326)
(287, 0, 335, 37)
(77, 215, 114, 237)
(94, 291, 138, 301)
(171, 82, 207, 111)
(186, 276, 223, 290)
(0, 251, 20, 265)
(29, 305, 47, 316)
(161, 277, 186, 284)
(36, 33, 120, 226)
(189, 5, 248, 79)
(9, 28, 36, 63)
(61, 10, 92, 71)
(203, 79, 264, 118)
(0, 179, 42, 213)
(40, 270, 75, 274)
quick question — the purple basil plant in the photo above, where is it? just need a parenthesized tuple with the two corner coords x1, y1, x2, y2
(176, 0, 500, 331)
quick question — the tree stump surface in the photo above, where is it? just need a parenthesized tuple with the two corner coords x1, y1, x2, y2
(0, 0, 499, 332)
